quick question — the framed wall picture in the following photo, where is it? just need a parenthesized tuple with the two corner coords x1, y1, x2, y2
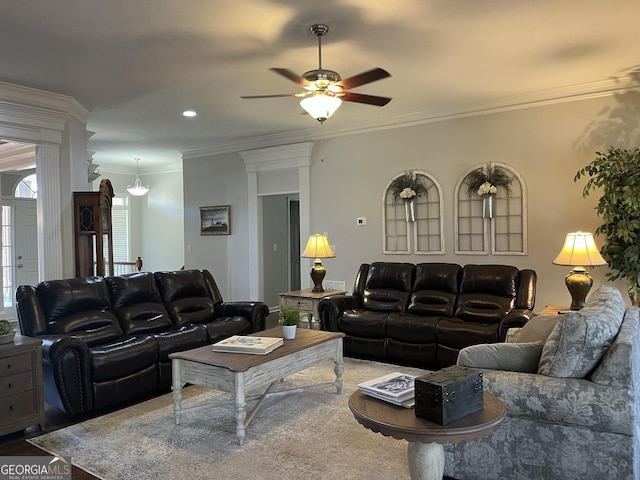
(200, 205, 231, 235)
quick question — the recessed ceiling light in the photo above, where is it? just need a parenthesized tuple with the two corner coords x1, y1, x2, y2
(183, 110, 197, 117)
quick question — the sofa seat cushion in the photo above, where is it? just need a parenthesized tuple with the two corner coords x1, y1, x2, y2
(154, 325, 209, 362)
(481, 369, 633, 436)
(90, 335, 158, 382)
(457, 341, 544, 373)
(386, 313, 438, 343)
(436, 317, 500, 349)
(202, 316, 252, 343)
(340, 310, 388, 338)
(538, 285, 626, 378)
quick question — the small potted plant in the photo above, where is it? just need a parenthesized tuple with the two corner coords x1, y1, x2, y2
(0, 319, 16, 344)
(278, 303, 301, 339)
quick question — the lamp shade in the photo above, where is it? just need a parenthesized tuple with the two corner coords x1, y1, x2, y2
(301, 234, 335, 259)
(301, 234, 335, 293)
(300, 94, 342, 124)
(552, 231, 606, 267)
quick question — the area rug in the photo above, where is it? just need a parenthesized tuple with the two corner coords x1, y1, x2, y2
(28, 358, 429, 480)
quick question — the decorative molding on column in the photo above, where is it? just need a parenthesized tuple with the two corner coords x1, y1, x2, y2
(36, 144, 64, 280)
(240, 142, 313, 300)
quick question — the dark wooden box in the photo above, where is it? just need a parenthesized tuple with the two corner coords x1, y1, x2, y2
(414, 365, 483, 425)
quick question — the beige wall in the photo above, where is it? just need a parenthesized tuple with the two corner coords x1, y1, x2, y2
(183, 91, 639, 307)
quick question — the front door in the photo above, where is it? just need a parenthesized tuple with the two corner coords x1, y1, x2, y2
(14, 198, 39, 287)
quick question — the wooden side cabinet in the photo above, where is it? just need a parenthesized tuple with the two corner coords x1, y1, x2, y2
(279, 289, 347, 329)
(0, 335, 46, 436)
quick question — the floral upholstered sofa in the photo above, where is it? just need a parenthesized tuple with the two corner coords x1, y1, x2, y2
(447, 285, 639, 479)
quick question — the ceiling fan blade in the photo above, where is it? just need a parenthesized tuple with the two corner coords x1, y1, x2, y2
(241, 93, 297, 99)
(339, 68, 391, 90)
(270, 68, 306, 87)
(342, 92, 392, 106)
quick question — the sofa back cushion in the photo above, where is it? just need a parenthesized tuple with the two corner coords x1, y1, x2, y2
(407, 263, 461, 317)
(154, 269, 216, 327)
(33, 277, 123, 346)
(454, 264, 519, 323)
(538, 285, 626, 378)
(106, 272, 173, 335)
(362, 262, 414, 313)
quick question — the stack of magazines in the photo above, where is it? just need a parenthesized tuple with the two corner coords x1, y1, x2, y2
(357, 372, 416, 408)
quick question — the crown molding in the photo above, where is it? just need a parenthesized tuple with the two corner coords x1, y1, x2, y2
(99, 162, 183, 176)
(0, 80, 89, 123)
(181, 76, 640, 159)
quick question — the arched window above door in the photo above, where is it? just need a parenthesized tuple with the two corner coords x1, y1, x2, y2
(15, 173, 37, 198)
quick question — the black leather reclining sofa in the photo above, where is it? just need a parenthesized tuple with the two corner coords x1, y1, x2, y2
(319, 262, 536, 369)
(16, 269, 268, 416)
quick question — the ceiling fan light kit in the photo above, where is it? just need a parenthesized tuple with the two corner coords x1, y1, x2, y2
(241, 23, 391, 123)
(300, 94, 342, 124)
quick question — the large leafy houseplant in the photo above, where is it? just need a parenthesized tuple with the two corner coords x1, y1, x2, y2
(574, 147, 640, 304)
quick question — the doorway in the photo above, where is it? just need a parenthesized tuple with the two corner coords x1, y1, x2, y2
(261, 194, 300, 307)
(2, 197, 38, 317)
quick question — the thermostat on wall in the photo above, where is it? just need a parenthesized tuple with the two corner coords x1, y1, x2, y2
(357, 217, 366, 226)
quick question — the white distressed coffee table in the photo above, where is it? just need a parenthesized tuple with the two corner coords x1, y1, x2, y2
(170, 327, 344, 445)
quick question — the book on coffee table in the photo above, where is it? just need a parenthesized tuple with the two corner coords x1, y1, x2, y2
(212, 335, 284, 355)
(358, 372, 416, 408)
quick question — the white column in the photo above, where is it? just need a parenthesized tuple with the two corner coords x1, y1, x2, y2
(36, 144, 64, 280)
(246, 170, 260, 299)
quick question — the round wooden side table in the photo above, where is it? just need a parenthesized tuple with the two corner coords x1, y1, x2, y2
(349, 390, 505, 480)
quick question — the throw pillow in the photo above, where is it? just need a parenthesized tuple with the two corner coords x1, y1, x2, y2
(537, 285, 626, 378)
(457, 342, 544, 373)
(516, 314, 562, 343)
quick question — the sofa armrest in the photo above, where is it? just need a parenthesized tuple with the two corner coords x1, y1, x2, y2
(498, 309, 534, 341)
(318, 295, 362, 331)
(481, 369, 632, 436)
(215, 301, 269, 332)
(40, 335, 94, 416)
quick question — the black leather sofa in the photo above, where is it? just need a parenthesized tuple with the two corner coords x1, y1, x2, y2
(16, 269, 269, 416)
(319, 262, 536, 369)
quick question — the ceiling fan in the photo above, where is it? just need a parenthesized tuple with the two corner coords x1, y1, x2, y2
(241, 24, 392, 123)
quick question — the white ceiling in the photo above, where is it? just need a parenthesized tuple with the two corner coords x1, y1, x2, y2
(1, 0, 639, 170)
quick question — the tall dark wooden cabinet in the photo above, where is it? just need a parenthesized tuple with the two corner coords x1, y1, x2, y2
(73, 179, 114, 277)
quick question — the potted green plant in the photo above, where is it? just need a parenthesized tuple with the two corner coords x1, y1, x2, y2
(279, 303, 301, 339)
(0, 319, 16, 344)
(575, 146, 640, 305)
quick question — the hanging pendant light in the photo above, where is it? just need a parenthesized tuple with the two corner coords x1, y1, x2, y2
(126, 158, 149, 196)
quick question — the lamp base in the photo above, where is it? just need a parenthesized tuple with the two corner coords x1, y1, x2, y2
(565, 267, 593, 310)
(310, 260, 326, 293)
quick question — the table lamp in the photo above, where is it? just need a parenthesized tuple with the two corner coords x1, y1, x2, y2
(552, 231, 607, 310)
(301, 233, 336, 292)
